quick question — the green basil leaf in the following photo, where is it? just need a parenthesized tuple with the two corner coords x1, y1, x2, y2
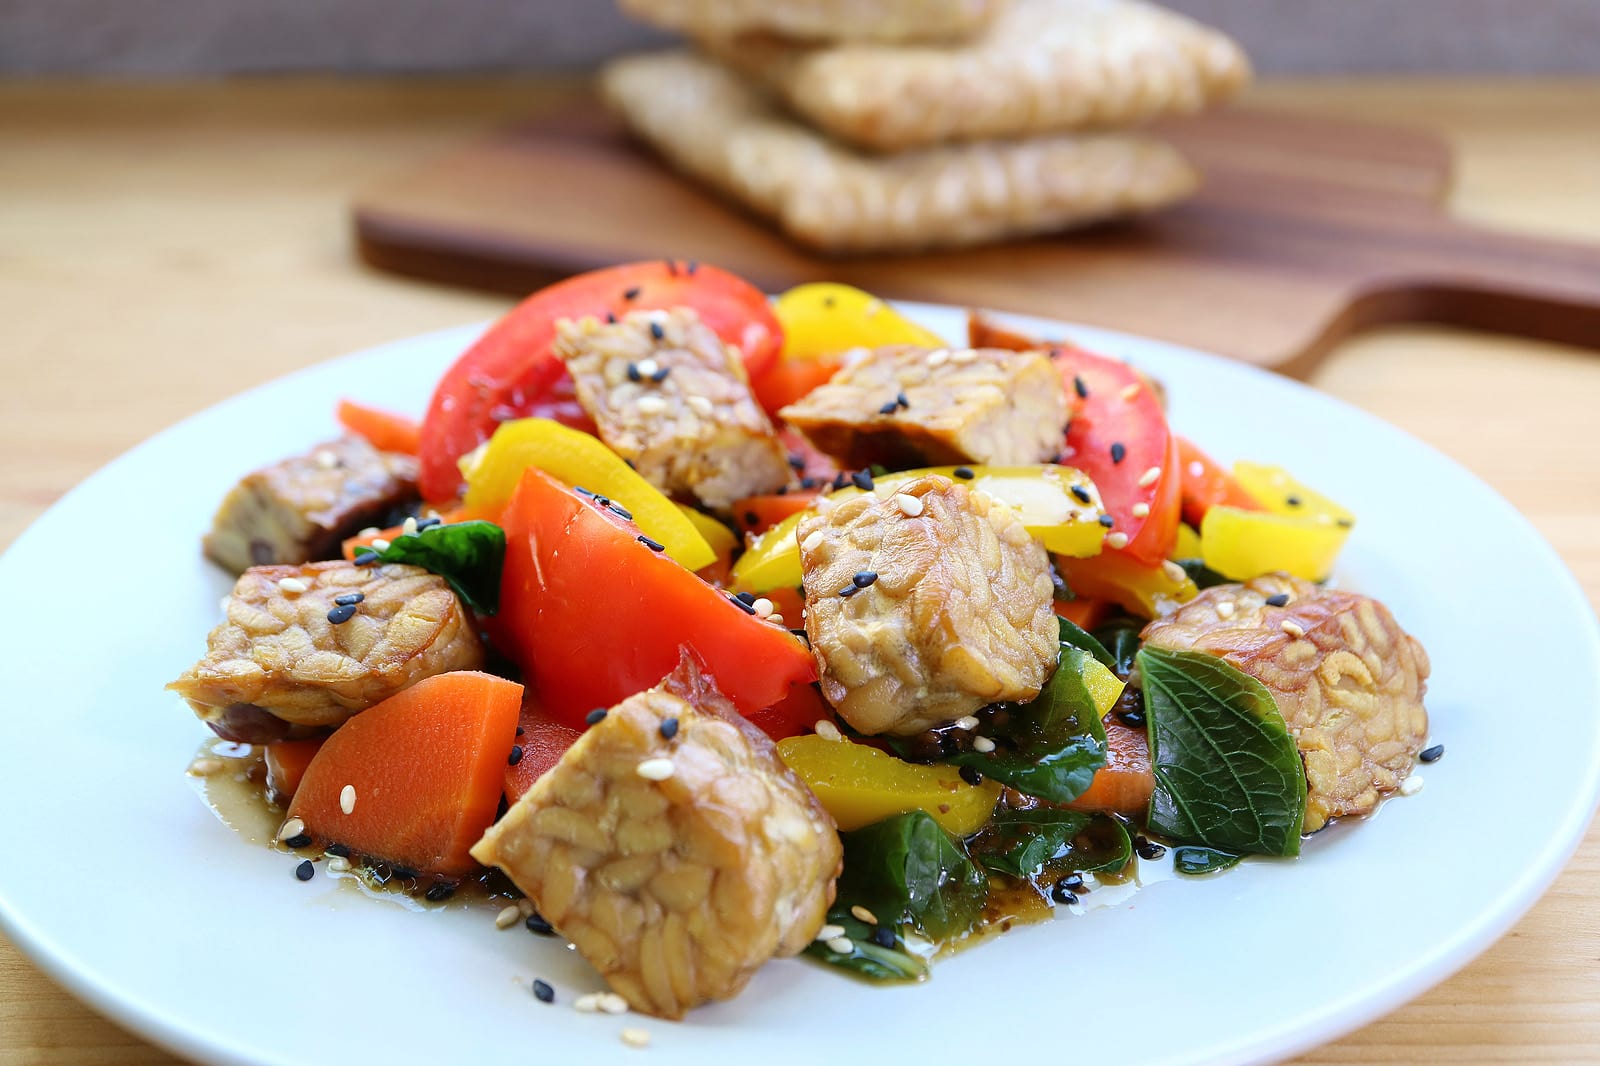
(972, 809, 1133, 880)
(1055, 616, 1115, 670)
(1092, 617, 1144, 677)
(356, 520, 505, 615)
(1173, 845, 1243, 875)
(944, 646, 1108, 805)
(833, 811, 987, 942)
(803, 913, 927, 982)
(1138, 646, 1307, 857)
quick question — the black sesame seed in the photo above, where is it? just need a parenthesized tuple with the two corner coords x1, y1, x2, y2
(664, 259, 677, 276)
(333, 592, 365, 606)
(425, 881, 456, 902)
(295, 860, 314, 882)
(896, 391, 909, 409)
(1098, 513, 1116, 528)
(800, 476, 819, 490)
(1135, 837, 1167, 861)
(852, 570, 878, 588)
(1419, 743, 1445, 763)
(326, 603, 358, 624)
(744, 510, 760, 527)
(1286, 495, 1303, 507)
(416, 516, 443, 531)
(525, 913, 555, 936)
(958, 765, 984, 786)
(823, 296, 836, 308)
(573, 486, 595, 498)
(685, 261, 698, 276)
(1336, 517, 1354, 528)
(354, 550, 381, 566)
(649, 321, 665, 341)
(660, 717, 680, 740)
(839, 585, 860, 598)
(1070, 484, 1093, 504)
(636, 535, 665, 552)
(585, 708, 608, 726)
(1116, 708, 1146, 729)
(776, 485, 790, 496)
(735, 591, 757, 605)
(1264, 593, 1290, 607)
(1060, 873, 1085, 891)
(850, 470, 875, 491)
(831, 472, 851, 491)
(1073, 375, 1089, 400)
(515, 725, 525, 737)
(624, 459, 637, 470)
(284, 833, 312, 849)
(788, 453, 807, 470)
(878, 401, 900, 415)
(627, 362, 643, 383)
(622, 286, 641, 300)
(325, 843, 351, 858)
(870, 925, 897, 949)
(605, 312, 617, 324)
(532, 979, 555, 1003)
(392, 865, 420, 880)
(953, 466, 975, 480)
(508, 745, 524, 766)
(1109, 442, 1127, 464)
(731, 595, 757, 614)
(650, 366, 671, 383)
(609, 502, 634, 521)
(1051, 883, 1079, 905)
(592, 494, 611, 508)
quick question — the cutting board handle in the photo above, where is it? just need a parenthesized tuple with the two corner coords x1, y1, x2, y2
(1284, 217, 1600, 376)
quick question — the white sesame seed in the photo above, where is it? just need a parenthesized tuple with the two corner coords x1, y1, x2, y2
(752, 597, 774, 618)
(814, 719, 843, 742)
(767, 614, 785, 626)
(574, 992, 601, 1013)
(276, 817, 306, 842)
(635, 758, 676, 781)
(1105, 532, 1130, 549)
(894, 493, 924, 517)
(339, 784, 356, 814)
(1216, 601, 1236, 620)
(277, 577, 309, 595)
(926, 349, 950, 368)
(370, 538, 391, 552)
(826, 936, 855, 954)
(950, 349, 977, 365)
(401, 516, 419, 536)
(953, 715, 980, 731)
(815, 924, 846, 942)
(598, 992, 630, 1015)
(358, 526, 381, 538)
(972, 736, 997, 753)
(1399, 775, 1424, 796)
(801, 530, 825, 553)
(1137, 466, 1163, 489)
(327, 856, 352, 873)
(864, 299, 884, 318)
(1131, 502, 1150, 518)
(850, 905, 878, 925)
(687, 396, 713, 416)
(620, 1028, 651, 1049)
(188, 757, 224, 776)
(1119, 383, 1141, 402)
(314, 449, 339, 469)
(1162, 560, 1189, 584)
(1187, 461, 1205, 479)
(635, 358, 660, 378)
(637, 395, 667, 415)
(496, 904, 523, 929)
(1280, 620, 1306, 638)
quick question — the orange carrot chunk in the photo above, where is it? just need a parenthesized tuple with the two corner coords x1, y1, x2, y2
(287, 671, 522, 876)
(264, 737, 326, 805)
(1069, 715, 1155, 815)
(337, 399, 423, 455)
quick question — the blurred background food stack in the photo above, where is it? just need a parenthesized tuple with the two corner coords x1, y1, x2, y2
(605, 0, 1250, 253)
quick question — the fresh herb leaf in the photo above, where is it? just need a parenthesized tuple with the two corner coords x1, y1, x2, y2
(357, 520, 505, 615)
(1138, 646, 1307, 857)
(945, 646, 1108, 805)
(1172, 558, 1230, 590)
(1055, 616, 1115, 670)
(1173, 845, 1242, 875)
(833, 811, 987, 942)
(1092, 617, 1144, 676)
(970, 809, 1131, 880)
(804, 912, 927, 982)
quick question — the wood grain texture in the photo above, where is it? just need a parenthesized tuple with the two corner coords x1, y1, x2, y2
(1, 78, 1598, 1065)
(352, 95, 1600, 377)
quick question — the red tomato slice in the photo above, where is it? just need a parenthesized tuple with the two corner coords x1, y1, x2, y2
(751, 355, 842, 418)
(746, 682, 829, 743)
(731, 491, 821, 537)
(504, 698, 583, 806)
(486, 468, 816, 730)
(777, 426, 839, 487)
(417, 260, 783, 501)
(1175, 436, 1262, 527)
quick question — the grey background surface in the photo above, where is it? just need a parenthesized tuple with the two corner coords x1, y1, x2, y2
(2, 0, 1600, 76)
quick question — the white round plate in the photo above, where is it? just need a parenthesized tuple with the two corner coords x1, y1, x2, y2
(2, 304, 1596, 1066)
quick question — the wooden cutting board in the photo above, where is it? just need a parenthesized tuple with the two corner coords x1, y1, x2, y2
(353, 99, 1600, 378)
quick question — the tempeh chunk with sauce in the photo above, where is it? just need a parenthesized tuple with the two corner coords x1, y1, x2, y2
(553, 308, 791, 512)
(472, 654, 840, 1020)
(168, 561, 484, 743)
(1142, 574, 1430, 832)
(799, 474, 1058, 736)
(203, 436, 419, 575)
(780, 345, 1066, 470)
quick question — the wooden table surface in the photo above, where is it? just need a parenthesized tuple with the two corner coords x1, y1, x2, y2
(2, 78, 1597, 1064)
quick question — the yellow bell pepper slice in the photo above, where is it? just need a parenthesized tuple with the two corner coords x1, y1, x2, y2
(729, 465, 1109, 593)
(676, 504, 738, 561)
(774, 283, 946, 360)
(460, 417, 716, 571)
(777, 734, 1003, 836)
(1081, 655, 1128, 719)
(1200, 464, 1355, 582)
(1172, 522, 1203, 561)
(1055, 551, 1198, 619)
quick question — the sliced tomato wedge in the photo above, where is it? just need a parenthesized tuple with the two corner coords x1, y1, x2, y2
(504, 698, 583, 806)
(486, 468, 816, 730)
(731, 491, 821, 537)
(417, 260, 783, 501)
(1175, 436, 1263, 528)
(751, 355, 842, 418)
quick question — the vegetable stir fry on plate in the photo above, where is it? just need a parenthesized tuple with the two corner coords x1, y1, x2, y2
(168, 261, 1433, 1020)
